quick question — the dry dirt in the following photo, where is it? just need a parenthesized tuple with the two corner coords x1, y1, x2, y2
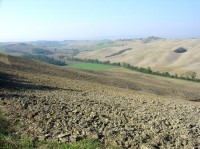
(0, 54, 200, 149)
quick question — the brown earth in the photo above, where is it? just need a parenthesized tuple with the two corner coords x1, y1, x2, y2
(0, 54, 200, 148)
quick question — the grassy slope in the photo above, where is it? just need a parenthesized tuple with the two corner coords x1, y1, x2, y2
(68, 62, 115, 70)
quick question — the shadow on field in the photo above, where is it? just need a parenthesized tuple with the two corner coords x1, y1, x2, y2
(0, 71, 63, 91)
(188, 99, 200, 102)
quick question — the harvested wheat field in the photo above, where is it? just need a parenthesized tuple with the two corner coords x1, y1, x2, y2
(0, 54, 200, 149)
(76, 39, 200, 78)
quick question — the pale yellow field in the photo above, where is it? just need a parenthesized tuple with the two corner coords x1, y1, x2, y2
(76, 39, 200, 77)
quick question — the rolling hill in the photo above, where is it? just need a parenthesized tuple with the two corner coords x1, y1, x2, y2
(0, 53, 200, 148)
(76, 38, 200, 78)
(0, 40, 119, 57)
(0, 43, 54, 55)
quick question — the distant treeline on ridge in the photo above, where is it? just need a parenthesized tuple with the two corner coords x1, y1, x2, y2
(68, 57, 200, 82)
(24, 54, 66, 66)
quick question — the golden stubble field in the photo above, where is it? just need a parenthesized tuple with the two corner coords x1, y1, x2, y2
(0, 54, 200, 148)
(76, 39, 200, 78)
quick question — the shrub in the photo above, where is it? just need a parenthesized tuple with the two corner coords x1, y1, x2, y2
(174, 47, 187, 53)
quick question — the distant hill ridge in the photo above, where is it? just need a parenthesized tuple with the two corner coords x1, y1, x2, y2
(76, 39, 200, 77)
(0, 43, 54, 55)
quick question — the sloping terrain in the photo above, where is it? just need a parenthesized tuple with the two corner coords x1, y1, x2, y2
(29, 40, 118, 51)
(76, 39, 200, 77)
(0, 43, 54, 55)
(0, 54, 200, 148)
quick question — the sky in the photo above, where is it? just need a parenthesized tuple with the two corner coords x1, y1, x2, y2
(0, 0, 200, 41)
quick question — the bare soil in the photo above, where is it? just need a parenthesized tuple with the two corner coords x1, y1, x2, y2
(0, 54, 200, 149)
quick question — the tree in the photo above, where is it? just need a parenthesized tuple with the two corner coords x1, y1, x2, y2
(24, 54, 66, 66)
(191, 72, 197, 80)
(147, 67, 152, 74)
(117, 62, 121, 67)
(103, 60, 110, 65)
(174, 47, 187, 53)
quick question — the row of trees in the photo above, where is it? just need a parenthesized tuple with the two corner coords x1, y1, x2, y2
(68, 57, 200, 82)
(24, 54, 66, 66)
(105, 48, 132, 58)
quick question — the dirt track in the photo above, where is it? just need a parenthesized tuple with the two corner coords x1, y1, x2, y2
(0, 55, 200, 148)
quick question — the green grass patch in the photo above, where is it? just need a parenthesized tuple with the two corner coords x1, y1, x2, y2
(65, 61, 82, 66)
(39, 139, 101, 149)
(68, 63, 115, 70)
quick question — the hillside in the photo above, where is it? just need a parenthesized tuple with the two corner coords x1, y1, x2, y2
(76, 39, 200, 78)
(0, 43, 54, 55)
(0, 40, 118, 57)
(0, 53, 200, 148)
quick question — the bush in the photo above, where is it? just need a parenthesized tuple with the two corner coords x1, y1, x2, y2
(174, 47, 187, 53)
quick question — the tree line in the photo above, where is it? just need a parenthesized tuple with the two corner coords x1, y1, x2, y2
(68, 57, 200, 82)
(105, 48, 132, 58)
(24, 54, 66, 66)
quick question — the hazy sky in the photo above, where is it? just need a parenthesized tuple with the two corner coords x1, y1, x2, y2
(0, 0, 200, 41)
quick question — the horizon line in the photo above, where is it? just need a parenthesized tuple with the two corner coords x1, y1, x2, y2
(0, 36, 200, 43)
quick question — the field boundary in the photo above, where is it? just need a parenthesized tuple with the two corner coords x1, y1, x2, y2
(68, 57, 200, 83)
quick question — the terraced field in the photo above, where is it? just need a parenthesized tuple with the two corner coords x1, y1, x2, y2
(0, 54, 200, 148)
